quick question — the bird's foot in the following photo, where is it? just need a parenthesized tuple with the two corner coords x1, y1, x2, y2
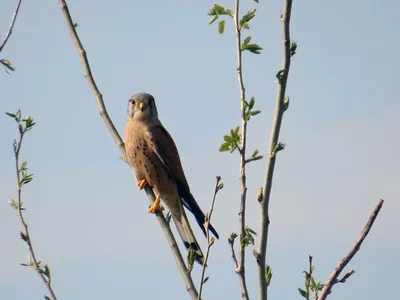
(137, 179, 149, 190)
(148, 196, 165, 214)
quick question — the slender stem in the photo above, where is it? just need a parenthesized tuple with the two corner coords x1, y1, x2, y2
(257, 1, 293, 299)
(318, 199, 384, 300)
(233, 0, 250, 299)
(306, 256, 312, 300)
(229, 237, 239, 269)
(0, 0, 23, 53)
(14, 128, 58, 300)
(197, 177, 221, 300)
(57, 1, 198, 298)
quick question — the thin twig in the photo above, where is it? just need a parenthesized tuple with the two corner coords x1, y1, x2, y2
(57, 1, 198, 298)
(306, 256, 313, 300)
(14, 125, 58, 300)
(197, 176, 222, 300)
(257, 1, 293, 299)
(0, 0, 23, 53)
(233, 0, 250, 299)
(318, 199, 384, 300)
(229, 235, 239, 269)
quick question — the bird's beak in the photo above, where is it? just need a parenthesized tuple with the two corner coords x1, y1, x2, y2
(139, 102, 144, 112)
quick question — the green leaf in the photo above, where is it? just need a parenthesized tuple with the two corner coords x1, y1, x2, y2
(44, 296, 51, 300)
(245, 226, 257, 235)
(250, 155, 263, 162)
(310, 276, 317, 290)
(208, 4, 233, 17)
(250, 110, 261, 116)
(0, 59, 16, 72)
(242, 99, 249, 110)
(20, 231, 29, 242)
(187, 247, 195, 273)
(202, 276, 210, 284)
(265, 264, 273, 287)
(219, 142, 230, 152)
(252, 150, 259, 157)
(253, 0, 259, 2)
(224, 135, 233, 143)
(218, 20, 225, 34)
(240, 9, 256, 30)
(242, 36, 252, 48)
(246, 232, 255, 245)
(16, 110, 21, 122)
(272, 142, 286, 155)
(290, 41, 297, 56)
(234, 126, 240, 136)
(23, 116, 36, 130)
(209, 15, 218, 25)
(8, 199, 18, 210)
(283, 96, 290, 111)
(243, 43, 263, 54)
(245, 111, 251, 121)
(249, 97, 255, 109)
(43, 264, 51, 279)
(5, 112, 16, 118)
(298, 288, 308, 298)
(20, 173, 34, 186)
(19, 161, 27, 171)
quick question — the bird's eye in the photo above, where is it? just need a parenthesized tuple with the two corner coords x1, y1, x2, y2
(130, 99, 135, 105)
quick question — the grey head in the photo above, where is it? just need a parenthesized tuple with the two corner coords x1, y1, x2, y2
(127, 92, 159, 121)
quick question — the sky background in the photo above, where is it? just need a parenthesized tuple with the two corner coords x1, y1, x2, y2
(1, 0, 399, 299)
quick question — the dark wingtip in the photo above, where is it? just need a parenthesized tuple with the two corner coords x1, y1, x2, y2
(209, 224, 219, 239)
(198, 220, 219, 239)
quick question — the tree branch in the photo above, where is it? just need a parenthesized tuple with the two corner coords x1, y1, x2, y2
(233, 0, 250, 299)
(7, 112, 58, 300)
(257, 1, 293, 299)
(197, 176, 222, 300)
(229, 234, 240, 270)
(0, 0, 23, 53)
(318, 199, 384, 300)
(57, 1, 198, 298)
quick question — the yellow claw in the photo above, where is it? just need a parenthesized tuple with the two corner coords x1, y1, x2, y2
(137, 179, 148, 190)
(148, 196, 165, 214)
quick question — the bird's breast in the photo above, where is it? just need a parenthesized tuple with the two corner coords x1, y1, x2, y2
(124, 122, 176, 196)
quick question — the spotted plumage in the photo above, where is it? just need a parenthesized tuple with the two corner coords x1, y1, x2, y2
(124, 92, 219, 264)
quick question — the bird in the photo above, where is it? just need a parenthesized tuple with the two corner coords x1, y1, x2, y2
(124, 92, 219, 264)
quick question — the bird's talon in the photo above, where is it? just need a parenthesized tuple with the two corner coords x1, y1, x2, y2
(137, 179, 149, 190)
(148, 196, 164, 213)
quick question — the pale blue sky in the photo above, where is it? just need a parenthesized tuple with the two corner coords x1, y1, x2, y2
(1, 0, 399, 299)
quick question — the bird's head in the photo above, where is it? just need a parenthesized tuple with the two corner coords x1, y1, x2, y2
(127, 92, 158, 121)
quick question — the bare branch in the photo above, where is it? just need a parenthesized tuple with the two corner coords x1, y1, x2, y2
(197, 176, 222, 300)
(0, 0, 23, 53)
(318, 199, 384, 300)
(229, 234, 240, 270)
(233, 0, 250, 298)
(57, 1, 198, 298)
(257, 1, 293, 299)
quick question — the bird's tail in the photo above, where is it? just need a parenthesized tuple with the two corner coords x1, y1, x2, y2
(172, 209, 205, 265)
(177, 181, 219, 239)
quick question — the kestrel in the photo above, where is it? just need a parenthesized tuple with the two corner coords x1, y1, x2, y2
(124, 92, 219, 264)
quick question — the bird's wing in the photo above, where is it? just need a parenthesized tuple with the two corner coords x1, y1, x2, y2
(146, 124, 219, 239)
(145, 124, 188, 186)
